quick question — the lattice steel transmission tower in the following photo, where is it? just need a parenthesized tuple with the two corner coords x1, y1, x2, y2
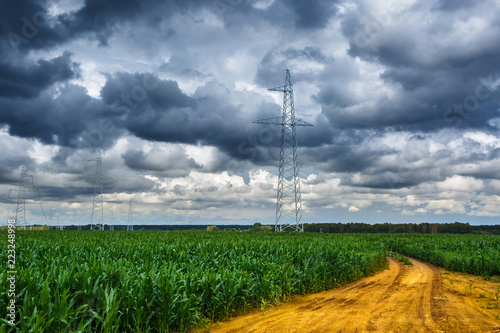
(13, 167, 39, 229)
(127, 200, 134, 231)
(15, 167, 28, 228)
(253, 69, 313, 232)
(50, 207, 63, 230)
(109, 211, 114, 231)
(90, 151, 104, 230)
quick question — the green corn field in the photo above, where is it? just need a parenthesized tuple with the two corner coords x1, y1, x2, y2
(381, 233, 500, 277)
(0, 231, 499, 332)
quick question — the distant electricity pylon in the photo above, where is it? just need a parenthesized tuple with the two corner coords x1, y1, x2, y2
(109, 211, 114, 231)
(89, 151, 105, 231)
(14, 167, 28, 228)
(253, 69, 313, 232)
(50, 207, 63, 230)
(12, 167, 41, 229)
(127, 200, 134, 231)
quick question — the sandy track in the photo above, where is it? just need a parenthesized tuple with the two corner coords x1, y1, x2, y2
(208, 257, 500, 333)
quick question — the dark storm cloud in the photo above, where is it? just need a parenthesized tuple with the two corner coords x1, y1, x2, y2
(57, 0, 204, 47)
(0, 51, 79, 98)
(256, 46, 333, 86)
(102, 72, 198, 144)
(298, 128, 451, 190)
(1, 0, 49, 53)
(0, 45, 123, 152)
(284, 0, 336, 29)
(0, 173, 16, 185)
(265, 0, 338, 30)
(1, 0, 319, 56)
(282, 47, 332, 63)
(1, 0, 209, 53)
(63, 0, 156, 42)
(0, 0, 340, 169)
(295, 118, 335, 148)
(101, 72, 190, 113)
(101, 72, 286, 162)
(301, 129, 393, 172)
(0, 63, 317, 171)
(122, 148, 201, 177)
(110, 177, 158, 194)
(39, 185, 95, 200)
(311, 145, 387, 174)
(0, 0, 341, 166)
(2, 0, 500, 223)
(332, 1, 500, 133)
(0, 83, 121, 148)
(0, 155, 35, 179)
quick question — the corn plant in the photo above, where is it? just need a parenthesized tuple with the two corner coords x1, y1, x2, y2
(1, 230, 497, 332)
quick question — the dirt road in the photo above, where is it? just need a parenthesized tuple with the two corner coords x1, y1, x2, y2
(209, 257, 500, 333)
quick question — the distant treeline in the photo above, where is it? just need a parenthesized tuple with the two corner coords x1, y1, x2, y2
(303, 222, 500, 235)
(49, 224, 253, 231)
(48, 222, 500, 234)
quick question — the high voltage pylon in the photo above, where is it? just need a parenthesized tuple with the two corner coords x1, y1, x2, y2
(127, 200, 134, 231)
(109, 211, 114, 231)
(50, 207, 63, 230)
(15, 167, 28, 228)
(12, 167, 42, 229)
(253, 69, 313, 232)
(90, 151, 105, 230)
(121, 199, 134, 231)
(86, 151, 113, 230)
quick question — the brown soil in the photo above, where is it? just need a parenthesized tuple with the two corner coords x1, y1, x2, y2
(207, 257, 500, 333)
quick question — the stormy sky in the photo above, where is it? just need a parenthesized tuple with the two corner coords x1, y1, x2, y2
(1, 0, 500, 226)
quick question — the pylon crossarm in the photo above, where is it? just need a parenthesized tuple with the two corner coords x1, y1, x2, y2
(252, 117, 283, 125)
(268, 85, 291, 92)
(294, 119, 314, 126)
(253, 117, 313, 126)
